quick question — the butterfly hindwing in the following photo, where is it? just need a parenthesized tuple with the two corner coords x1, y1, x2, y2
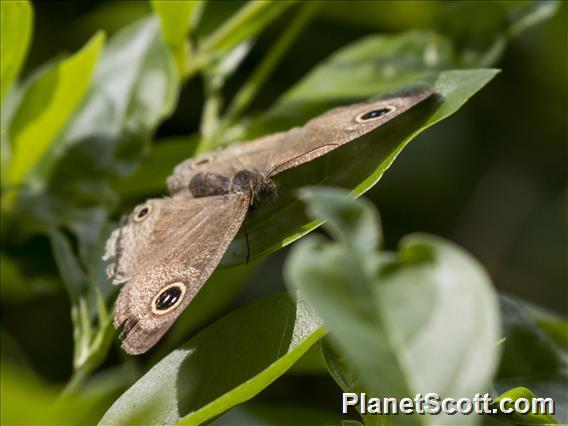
(108, 193, 250, 354)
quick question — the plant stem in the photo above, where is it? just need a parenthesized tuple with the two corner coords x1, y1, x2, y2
(200, 1, 278, 53)
(195, 74, 224, 155)
(61, 367, 89, 397)
(181, 1, 296, 82)
(224, 2, 319, 124)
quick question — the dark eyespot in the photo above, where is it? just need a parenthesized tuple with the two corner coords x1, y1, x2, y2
(153, 283, 186, 313)
(134, 204, 152, 222)
(355, 107, 394, 123)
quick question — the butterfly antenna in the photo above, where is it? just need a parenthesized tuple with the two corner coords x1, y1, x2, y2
(267, 143, 340, 177)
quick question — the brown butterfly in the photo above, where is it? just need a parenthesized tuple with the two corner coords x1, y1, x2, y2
(103, 88, 434, 354)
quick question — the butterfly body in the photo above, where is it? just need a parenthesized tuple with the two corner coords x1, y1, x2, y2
(105, 87, 434, 354)
(188, 169, 277, 204)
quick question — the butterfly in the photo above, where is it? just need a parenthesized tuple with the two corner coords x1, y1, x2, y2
(103, 87, 434, 354)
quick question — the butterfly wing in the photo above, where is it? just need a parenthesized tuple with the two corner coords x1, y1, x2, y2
(104, 197, 172, 285)
(107, 193, 250, 354)
(167, 131, 285, 195)
(104, 196, 234, 284)
(167, 88, 433, 194)
(264, 88, 434, 175)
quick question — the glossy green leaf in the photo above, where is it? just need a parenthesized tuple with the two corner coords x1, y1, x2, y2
(6, 32, 104, 188)
(491, 386, 557, 424)
(493, 296, 567, 424)
(286, 187, 501, 425)
(287, 340, 327, 375)
(100, 294, 324, 425)
(151, 0, 203, 75)
(221, 68, 498, 266)
(50, 17, 179, 181)
(0, 0, 33, 102)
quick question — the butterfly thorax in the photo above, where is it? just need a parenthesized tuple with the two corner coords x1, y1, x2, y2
(189, 169, 277, 205)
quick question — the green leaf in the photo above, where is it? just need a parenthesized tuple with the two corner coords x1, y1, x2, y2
(1, 360, 134, 426)
(491, 387, 558, 424)
(99, 294, 324, 425)
(246, 31, 453, 137)
(151, 0, 203, 75)
(212, 401, 343, 426)
(321, 340, 388, 426)
(1, 363, 60, 425)
(221, 68, 498, 266)
(0, 0, 33, 102)
(497, 296, 562, 381)
(7, 15, 181, 295)
(4, 17, 181, 387)
(115, 136, 198, 198)
(150, 259, 261, 361)
(493, 296, 567, 423)
(0, 254, 60, 304)
(5, 32, 105, 188)
(48, 228, 89, 302)
(51, 17, 179, 181)
(435, 0, 560, 67)
(245, 0, 557, 137)
(285, 188, 501, 425)
(523, 300, 568, 348)
(298, 187, 382, 253)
